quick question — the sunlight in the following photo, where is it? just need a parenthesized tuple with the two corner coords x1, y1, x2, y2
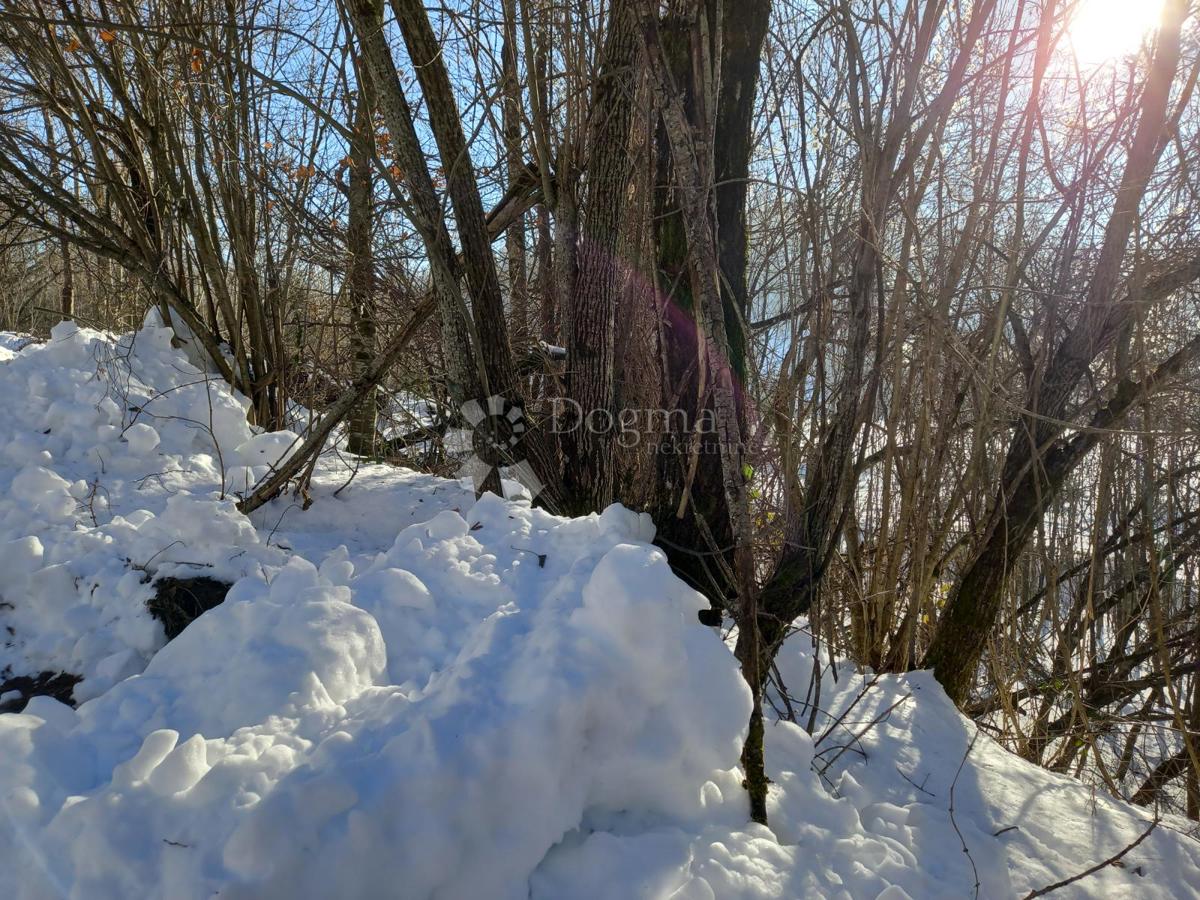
(1068, 0, 1165, 65)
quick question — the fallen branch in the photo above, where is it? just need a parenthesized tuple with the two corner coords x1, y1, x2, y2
(237, 295, 435, 515)
(236, 173, 550, 516)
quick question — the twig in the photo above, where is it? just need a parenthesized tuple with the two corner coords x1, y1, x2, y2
(132, 540, 186, 573)
(1020, 817, 1158, 898)
(770, 661, 798, 723)
(815, 674, 882, 748)
(816, 692, 910, 775)
(265, 503, 300, 548)
(332, 445, 364, 498)
(949, 729, 981, 900)
(897, 765, 936, 797)
(510, 546, 547, 567)
(804, 653, 824, 735)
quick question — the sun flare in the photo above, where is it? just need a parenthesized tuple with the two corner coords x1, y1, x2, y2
(1068, 0, 1165, 64)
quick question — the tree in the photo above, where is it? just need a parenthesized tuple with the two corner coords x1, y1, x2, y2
(925, 0, 1194, 706)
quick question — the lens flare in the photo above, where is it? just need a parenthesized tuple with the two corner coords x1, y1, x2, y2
(1067, 0, 1165, 65)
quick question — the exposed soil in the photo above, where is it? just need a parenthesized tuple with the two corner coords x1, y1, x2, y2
(147, 575, 233, 641)
(0, 670, 82, 714)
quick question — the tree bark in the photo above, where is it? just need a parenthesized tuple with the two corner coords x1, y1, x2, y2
(561, 0, 639, 514)
(346, 51, 379, 456)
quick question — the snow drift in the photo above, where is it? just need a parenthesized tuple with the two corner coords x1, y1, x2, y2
(0, 320, 1198, 899)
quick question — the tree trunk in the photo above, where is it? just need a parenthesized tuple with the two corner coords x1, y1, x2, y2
(924, 0, 1189, 706)
(648, 0, 767, 605)
(346, 52, 378, 456)
(346, 0, 482, 412)
(636, 0, 766, 824)
(561, 0, 639, 514)
(501, 0, 529, 346)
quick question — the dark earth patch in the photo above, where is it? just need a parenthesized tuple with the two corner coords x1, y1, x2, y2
(0, 576, 233, 715)
(0, 670, 82, 714)
(147, 576, 233, 640)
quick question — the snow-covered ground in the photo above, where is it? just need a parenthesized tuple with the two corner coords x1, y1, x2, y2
(0, 319, 1197, 898)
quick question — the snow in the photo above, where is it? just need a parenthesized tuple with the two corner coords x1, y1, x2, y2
(0, 316, 289, 701)
(121, 422, 161, 456)
(0, 332, 36, 361)
(0, 319, 1198, 899)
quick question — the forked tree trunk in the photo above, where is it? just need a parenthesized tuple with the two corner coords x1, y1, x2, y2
(636, 0, 766, 824)
(393, 0, 568, 501)
(347, 0, 482, 412)
(348, 0, 562, 502)
(924, 0, 1189, 706)
(391, 0, 519, 402)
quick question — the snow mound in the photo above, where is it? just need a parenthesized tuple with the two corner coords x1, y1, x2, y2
(0, 320, 1198, 899)
(1, 496, 749, 899)
(0, 316, 287, 700)
(535, 633, 1200, 899)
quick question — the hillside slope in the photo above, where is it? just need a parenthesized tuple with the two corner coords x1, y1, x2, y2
(0, 321, 1196, 899)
